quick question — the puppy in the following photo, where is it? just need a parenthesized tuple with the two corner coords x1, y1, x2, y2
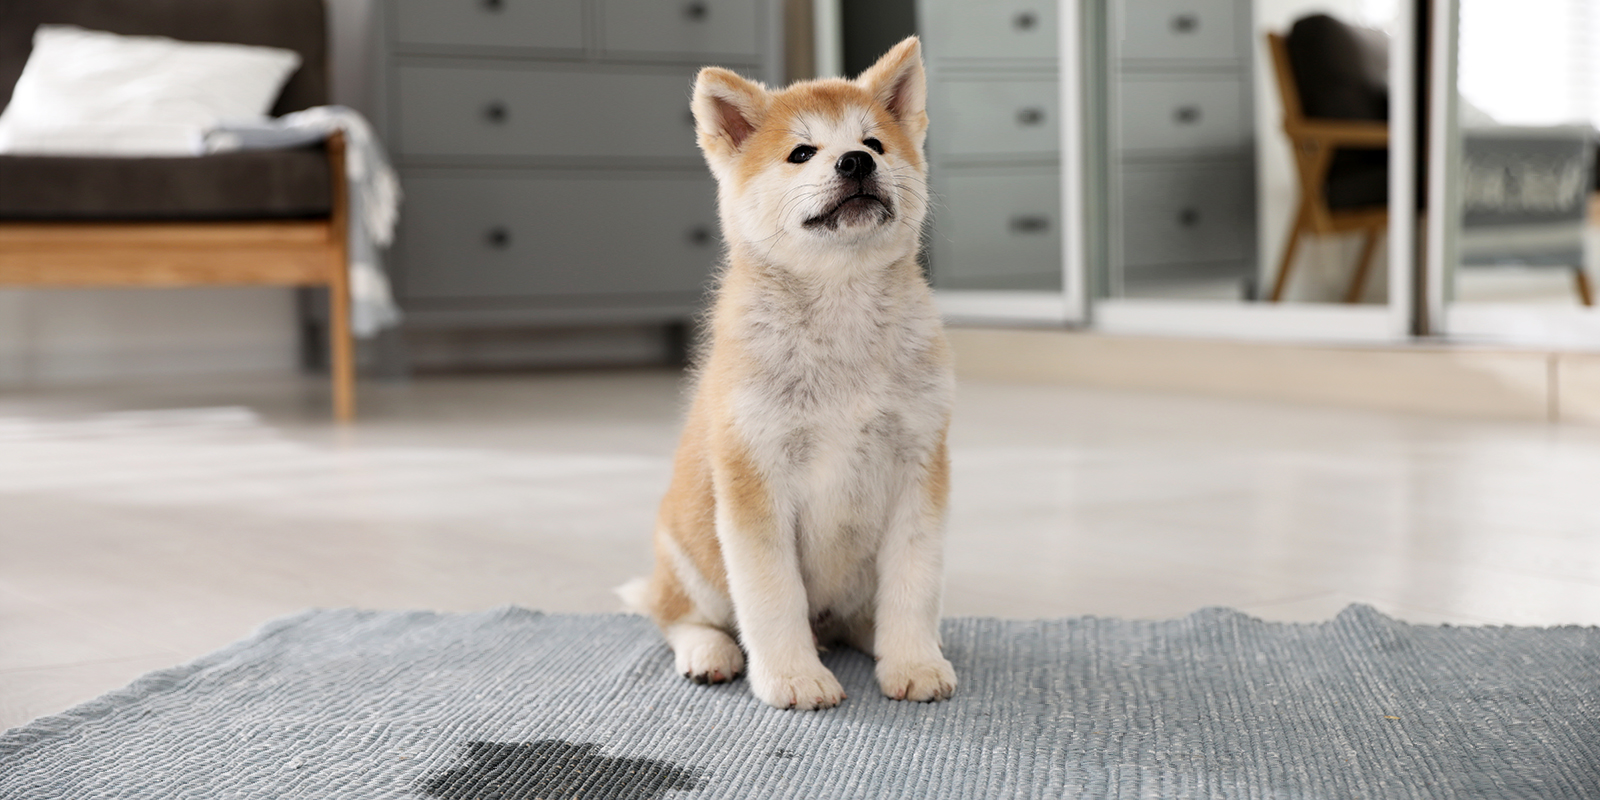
(620, 37, 953, 711)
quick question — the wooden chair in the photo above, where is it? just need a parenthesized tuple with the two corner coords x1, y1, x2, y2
(1266, 31, 1390, 303)
(0, 133, 356, 421)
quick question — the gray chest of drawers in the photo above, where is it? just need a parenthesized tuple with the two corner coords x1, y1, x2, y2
(918, 0, 1063, 291)
(375, 0, 781, 333)
(1109, 0, 1257, 296)
(915, 0, 1255, 297)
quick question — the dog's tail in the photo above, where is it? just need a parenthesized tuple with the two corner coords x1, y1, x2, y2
(614, 576, 650, 616)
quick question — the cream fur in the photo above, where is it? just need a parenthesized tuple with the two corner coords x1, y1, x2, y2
(625, 37, 955, 710)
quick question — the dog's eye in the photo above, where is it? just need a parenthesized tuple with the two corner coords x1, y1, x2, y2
(787, 145, 817, 164)
(863, 138, 885, 155)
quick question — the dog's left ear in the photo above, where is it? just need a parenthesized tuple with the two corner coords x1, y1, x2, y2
(857, 37, 927, 144)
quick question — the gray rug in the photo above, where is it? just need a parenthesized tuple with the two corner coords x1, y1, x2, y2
(2, 606, 1596, 799)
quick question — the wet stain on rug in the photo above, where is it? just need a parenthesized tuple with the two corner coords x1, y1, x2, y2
(423, 740, 700, 800)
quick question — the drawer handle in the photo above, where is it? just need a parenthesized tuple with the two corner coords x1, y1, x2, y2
(1178, 208, 1200, 227)
(1016, 107, 1046, 126)
(685, 2, 709, 21)
(1014, 11, 1037, 31)
(1172, 13, 1198, 33)
(1174, 105, 1201, 125)
(486, 227, 512, 248)
(688, 226, 713, 246)
(1010, 215, 1050, 234)
(483, 101, 508, 124)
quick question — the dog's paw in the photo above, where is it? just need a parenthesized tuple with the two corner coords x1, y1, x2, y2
(671, 627, 745, 685)
(877, 656, 957, 702)
(750, 665, 846, 711)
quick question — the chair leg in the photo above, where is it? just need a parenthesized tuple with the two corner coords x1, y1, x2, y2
(1575, 266, 1595, 307)
(1344, 226, 1382, 304)
(329, 261, 356, 423)
(1269, 205, 1308, 302)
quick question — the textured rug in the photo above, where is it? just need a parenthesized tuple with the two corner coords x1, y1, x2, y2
(2, 606, 1596, 799)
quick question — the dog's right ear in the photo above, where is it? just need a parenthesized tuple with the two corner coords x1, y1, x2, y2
(692, 68, 770, 168)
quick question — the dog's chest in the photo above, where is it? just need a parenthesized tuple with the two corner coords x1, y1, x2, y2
(731, 277, 949, 485)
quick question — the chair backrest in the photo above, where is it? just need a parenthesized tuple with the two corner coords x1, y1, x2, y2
(1282, 13, 1389, 123)
(0, 0, 327, 117)
(1266, 32, 1305, 133)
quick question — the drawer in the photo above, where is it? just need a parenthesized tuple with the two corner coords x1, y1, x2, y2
(398, 174, 719, 301)
(929, 170, 1062, 288)
(930, 79, 1059, 159)
(394, 0, 584, 51)
(395, 66, 700, 160)
(601, 0, 759, 59)
(1119, 164, 1250, 266)
(1120, 0, 1240, 62)
(919, 0, 1057, 63)
(1117, 79, 1246, 153)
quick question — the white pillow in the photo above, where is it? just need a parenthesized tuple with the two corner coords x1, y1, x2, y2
(0, 25, 302, 156)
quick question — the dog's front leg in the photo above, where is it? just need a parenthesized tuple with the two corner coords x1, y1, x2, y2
(714, 453, 845, 710)
(873, 441, 957, 702)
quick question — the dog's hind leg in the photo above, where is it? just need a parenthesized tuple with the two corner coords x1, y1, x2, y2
(648, 533, 744, 684)
(664, 620, 744, 684)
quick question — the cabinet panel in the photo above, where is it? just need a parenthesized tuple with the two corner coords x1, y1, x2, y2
(1120, 0, 1240, 62)
(399, 174, 720, 301)
(930, 169, 1062, 289)
(1120, 164, 1250, 266)
(929, 78, 1059, 159)
(1118, 79, 1247, 153)
(601, 0, 759, 59)
(394, 0, 584, 51)
(396, 66, 700, 160)
(920, 0, 1057, 63)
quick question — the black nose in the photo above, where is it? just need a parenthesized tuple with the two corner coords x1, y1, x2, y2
(835, 150, 876, 180)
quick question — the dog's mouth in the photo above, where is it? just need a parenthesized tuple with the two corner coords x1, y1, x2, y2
(803, 192, 892, 230)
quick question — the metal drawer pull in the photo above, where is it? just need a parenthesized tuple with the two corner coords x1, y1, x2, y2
(483, 102, 508, 123)
(688, 226, 713, 246)
(1010, 215, 1050, 234)
(1016, 107, 1046, 126)
(1174, 105, 1201, 124)
(1172, 13, 1198, 33)
(1178, 208, 1200, 227)
(1014, 11, 1037, 31)
(486, 227, 512, 248)
(685, 2, 709, 21)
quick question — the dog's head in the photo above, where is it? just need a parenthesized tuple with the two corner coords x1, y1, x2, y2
(691, 37, 928, 270)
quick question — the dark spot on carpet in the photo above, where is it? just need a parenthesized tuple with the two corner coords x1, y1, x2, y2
(423, 740, 700, 800)
(768, 749, 799, 759)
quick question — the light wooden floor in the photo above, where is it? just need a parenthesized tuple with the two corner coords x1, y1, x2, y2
(3, 369, 1598, 730)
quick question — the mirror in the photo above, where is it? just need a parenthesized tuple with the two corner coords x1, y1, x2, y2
(1446, 1, 1597, 317)
(1101, 0, 1401, 306)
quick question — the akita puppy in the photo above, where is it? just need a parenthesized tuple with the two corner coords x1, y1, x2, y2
(622, 37, 953, 711)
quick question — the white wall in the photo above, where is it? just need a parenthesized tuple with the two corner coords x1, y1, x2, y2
(1252, 0, 1394, 304)
(0, 0, 379, 388)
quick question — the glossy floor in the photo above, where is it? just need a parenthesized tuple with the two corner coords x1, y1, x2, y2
(3, 368, 1599, 729)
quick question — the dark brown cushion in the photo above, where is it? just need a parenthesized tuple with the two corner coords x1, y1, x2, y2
(1286, 14, 1389, 122)
(0, 146, 332, 220)
(0, 0, 326, 117)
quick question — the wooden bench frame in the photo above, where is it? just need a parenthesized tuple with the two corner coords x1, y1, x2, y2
(0, 132, 356, 420)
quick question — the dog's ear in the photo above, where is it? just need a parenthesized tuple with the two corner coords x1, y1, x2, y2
(692, 68, 770, 167)
(857, 36, 927, 142)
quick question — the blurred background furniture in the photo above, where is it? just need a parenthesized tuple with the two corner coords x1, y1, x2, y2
(1107, 0, 1256, 300)
(917, 0, 1062, 291)
(1266, 15, 1390, 304)
(1457, 126, 1596, 306)
(374, 0, 782, 363)
(0, 0, 356, 420)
